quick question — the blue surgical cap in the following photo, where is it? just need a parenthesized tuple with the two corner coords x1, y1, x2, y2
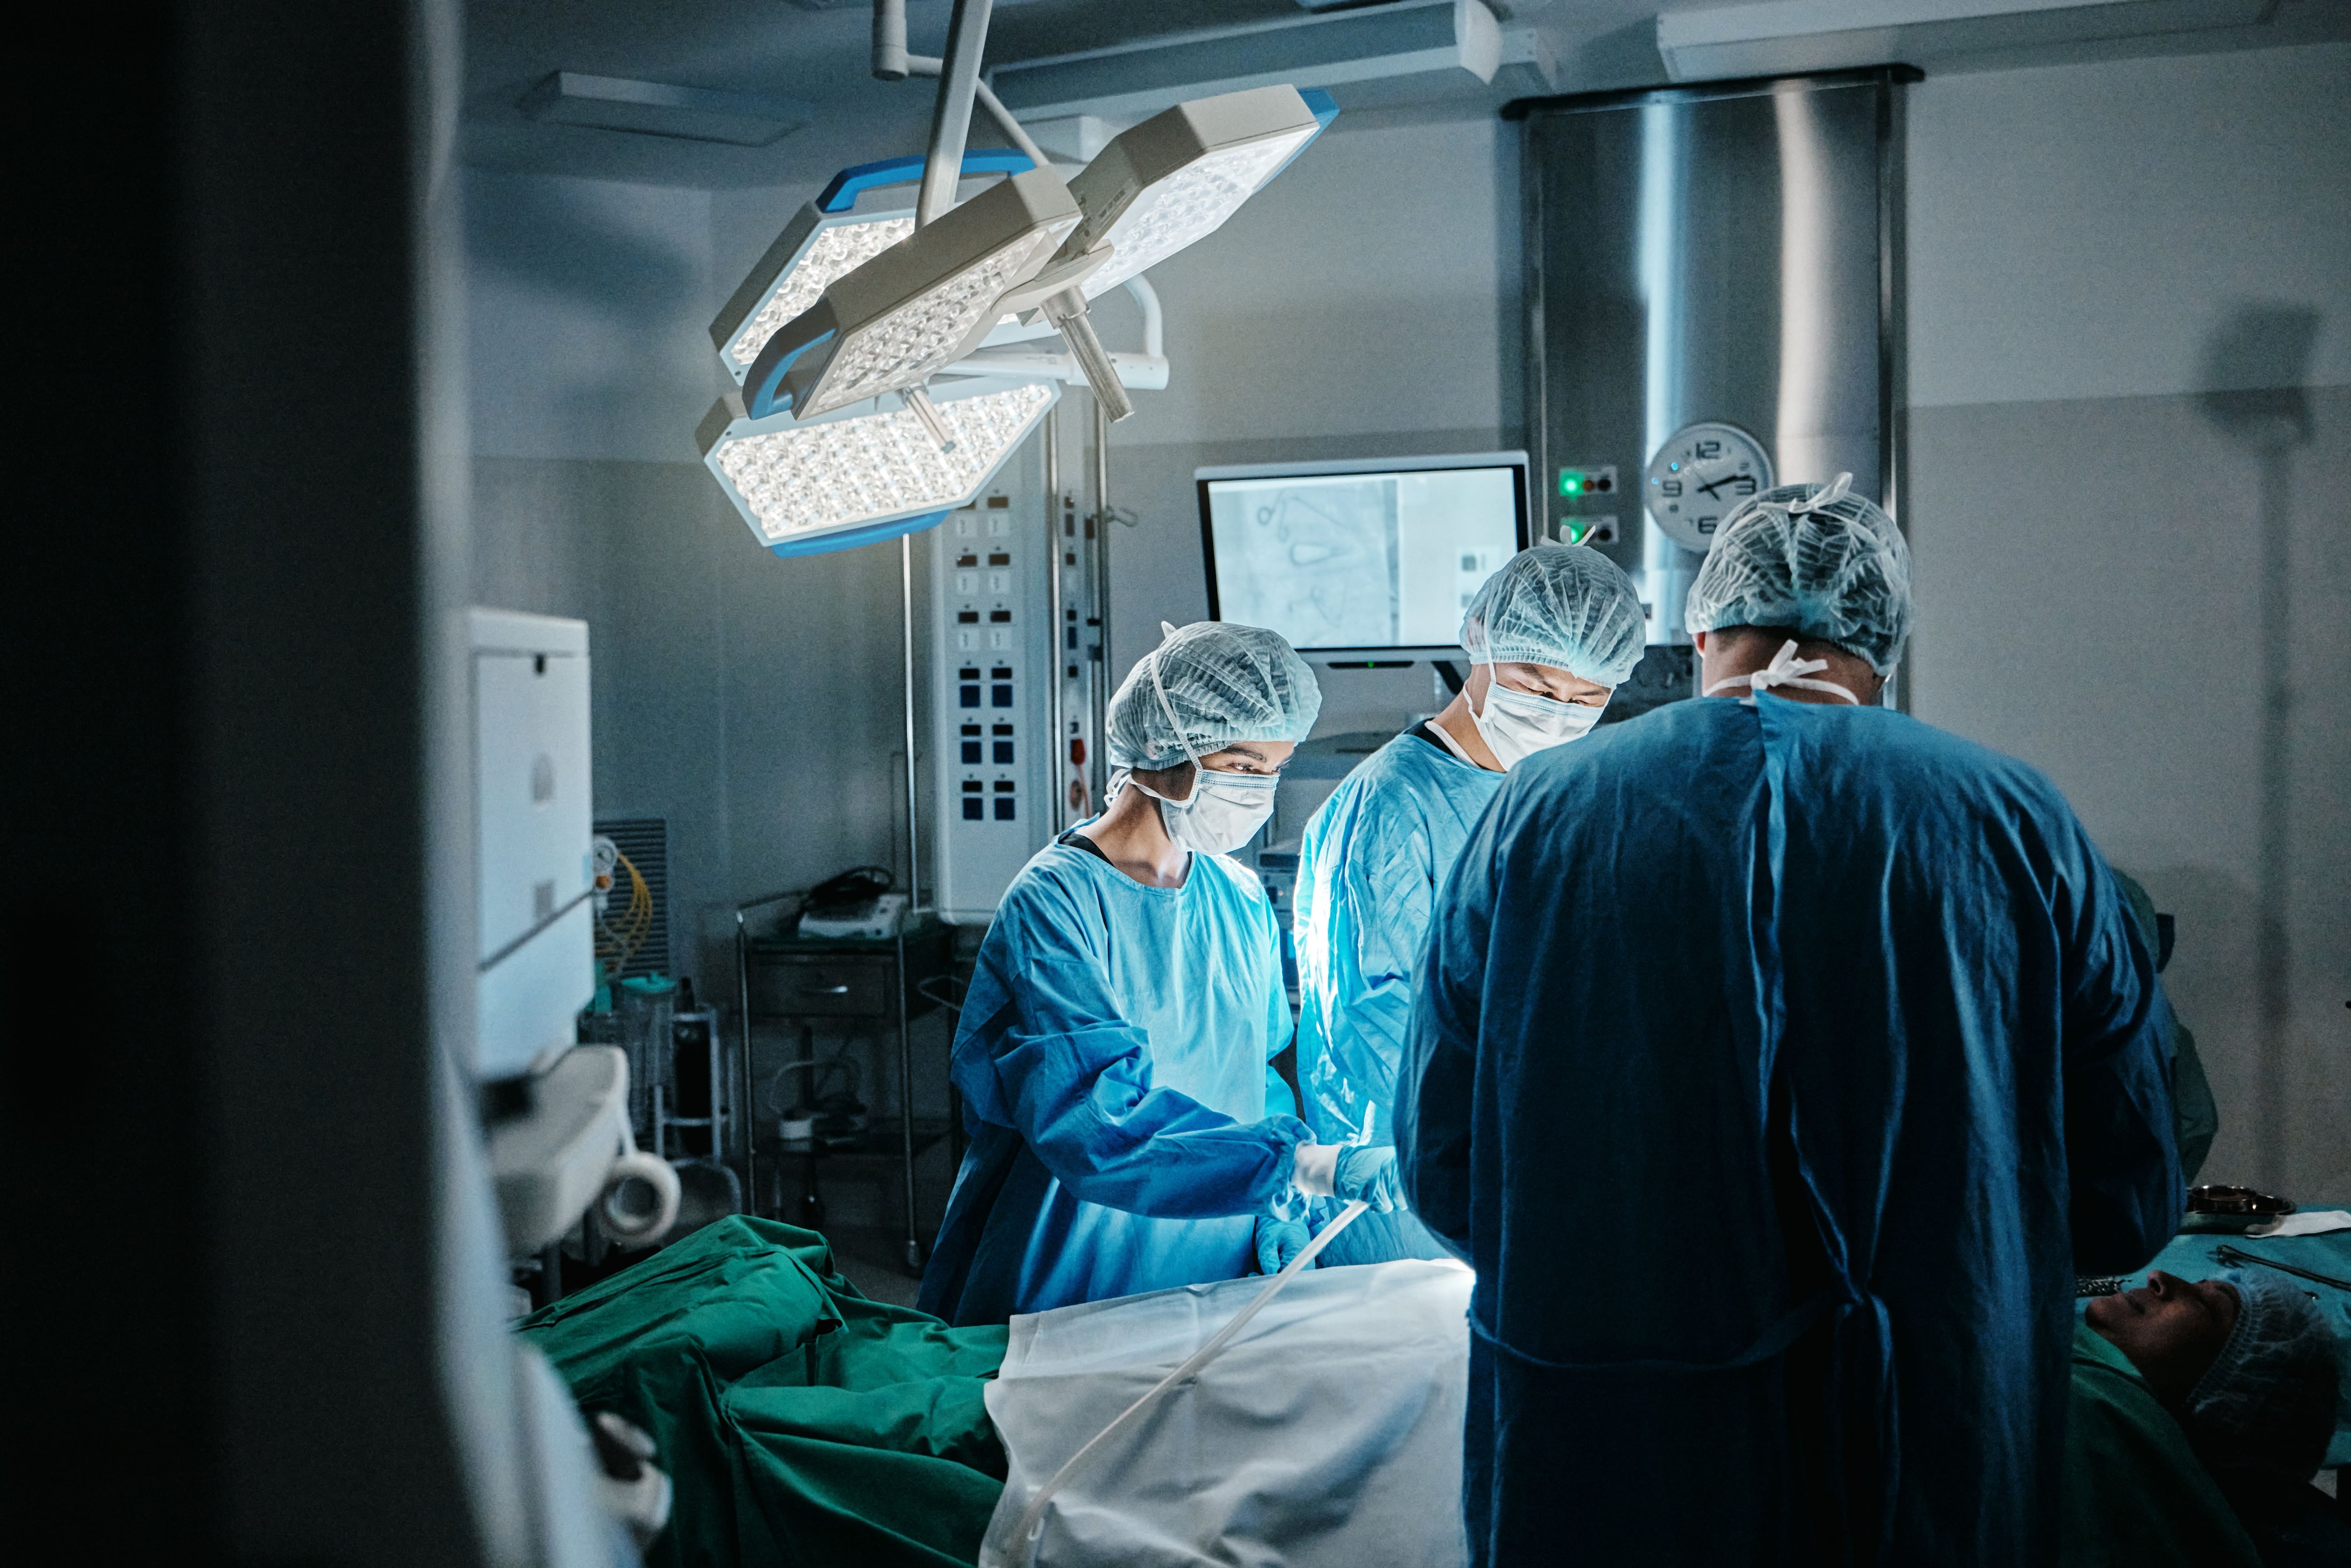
(1107, 621, 1322, 770)
(2185, 1269, 2341, 1483)
(1460, 544, 1647, 687)
(1683, 473, 1912, 675)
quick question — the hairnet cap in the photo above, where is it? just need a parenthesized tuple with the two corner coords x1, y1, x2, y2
(1460, 544, 1647, 687)
(1107, 621, 1323, 770)
(1683, 473, 1912, 675)
(2185, 1269, 2342, 1483)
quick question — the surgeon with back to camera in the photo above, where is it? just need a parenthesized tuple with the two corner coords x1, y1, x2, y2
(1400, 475, 2183, 1567)
(917, 621, 1404, 1326)
(1291, 544, 1644, 1267)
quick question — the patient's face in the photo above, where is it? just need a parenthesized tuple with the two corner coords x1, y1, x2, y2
(2084, 1270, 2241, 1406)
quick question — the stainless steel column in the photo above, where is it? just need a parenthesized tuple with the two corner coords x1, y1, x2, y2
(1515, 68, 1909, 681)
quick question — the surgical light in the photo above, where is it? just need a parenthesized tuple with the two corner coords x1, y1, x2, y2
(744, 166, 1081, 421)
(708, 149, 1036, 385)
(699, 378, 1058, 558)
(1056, 85, 1325, 299)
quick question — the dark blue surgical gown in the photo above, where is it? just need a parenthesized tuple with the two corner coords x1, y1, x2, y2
(1399, 695, 2180, 1568)
(917, 835, 1310, 1326)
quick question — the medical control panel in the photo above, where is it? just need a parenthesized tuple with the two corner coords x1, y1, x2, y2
(930, 442, 1055, 923)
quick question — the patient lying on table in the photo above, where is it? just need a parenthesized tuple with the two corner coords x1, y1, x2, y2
(2071, 1268, 2343, 1568)
(522, 1221, 2342, 1568)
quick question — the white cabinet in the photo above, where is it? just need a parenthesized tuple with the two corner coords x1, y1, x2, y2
(470, 608, 593, 1080)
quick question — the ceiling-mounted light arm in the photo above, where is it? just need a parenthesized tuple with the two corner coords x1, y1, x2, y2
(872, 0, 910, 82)
(1125, 275, 1163, 360)
(1040, 289, 1134, 423)
(917, 0, 996, 229)
(875, 0, 1047, 168)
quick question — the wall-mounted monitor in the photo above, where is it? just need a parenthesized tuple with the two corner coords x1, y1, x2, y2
(1196, 451, 1529, 659)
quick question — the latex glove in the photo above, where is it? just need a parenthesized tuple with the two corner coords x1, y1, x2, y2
(1255, 1214, 1312, 1276)
(1333, 1145, 1404, 1213)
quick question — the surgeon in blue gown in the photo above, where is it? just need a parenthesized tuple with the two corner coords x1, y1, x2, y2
(919, 622, 1403, 1326)
(1294, 544, 1643, 1266)
(1399, 476, 2182, 1568)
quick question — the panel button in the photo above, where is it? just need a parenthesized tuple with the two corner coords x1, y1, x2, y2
(988, 609, 1012, 623)
(993, 741, 1015, 764)
(991, 685, 1014, 708)
(957, 611, 978, 624)
(962, 741, 983, 764)
(963, 798, 986, 821)
(960, 685, 980, 709)
(993, 798, 1017, 821)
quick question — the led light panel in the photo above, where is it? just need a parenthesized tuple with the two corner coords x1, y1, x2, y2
(1083, 130, 1311, 296)
(714, 212, 915, 379)
(1057, 85, 1323, 300)
(803, 227, 1061, 415)
(702, 380, 1057, 555)
(750, 166, 1081, 421)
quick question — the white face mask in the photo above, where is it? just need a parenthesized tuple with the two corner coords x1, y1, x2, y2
(1132, 766, 1279, 854)
(1125, 638, 1282, 854)
(1468, 676, 1605, 770)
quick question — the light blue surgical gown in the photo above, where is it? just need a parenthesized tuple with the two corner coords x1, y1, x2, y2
(1294, 725, 1499, 1265)
(1399, 696, 2180, 1568)
(917, 834, 1310, 1326)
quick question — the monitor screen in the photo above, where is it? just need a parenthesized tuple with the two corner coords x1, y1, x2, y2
(1196, 455, 1529, 655)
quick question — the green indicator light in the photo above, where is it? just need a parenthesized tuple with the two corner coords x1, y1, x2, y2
(1559, 470, 1584, 496)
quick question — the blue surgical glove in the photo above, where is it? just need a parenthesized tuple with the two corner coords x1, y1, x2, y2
(1333, 1145, 1404, 1213)
(1255, 1214, 1312, 1275)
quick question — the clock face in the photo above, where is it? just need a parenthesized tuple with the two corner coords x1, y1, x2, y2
(1644, 422, 1773, 552)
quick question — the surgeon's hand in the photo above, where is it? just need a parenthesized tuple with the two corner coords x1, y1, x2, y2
(1255, 1214, 1313, 1275)
(1333, 1145, 1404, 1213)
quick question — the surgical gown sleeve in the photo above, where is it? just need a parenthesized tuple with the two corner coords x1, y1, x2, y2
(1396, 816, 1494, 1258)
(2059, 856, 2183, 1274)
(958, 870, 1308, 1221)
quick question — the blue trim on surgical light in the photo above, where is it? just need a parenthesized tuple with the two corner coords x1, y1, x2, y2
(1263, 88, 1339, 187)
(816, 149, 1036, 215)
(767, 510, 952, 559)
(747, 330, 831, 420)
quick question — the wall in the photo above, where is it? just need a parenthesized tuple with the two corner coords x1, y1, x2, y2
(467, 169, 921, 1000)
(1903, 41, 2351, 1198)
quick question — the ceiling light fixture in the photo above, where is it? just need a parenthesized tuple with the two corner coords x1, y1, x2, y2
(742, 165, 1082, 421)
(1055, 84, 1327, 300)
(709, 149, 1037, 383)
(699, 377, 1059, 558)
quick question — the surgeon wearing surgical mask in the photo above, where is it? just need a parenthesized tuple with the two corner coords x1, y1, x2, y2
(1293, 545, 1644, 1267)
(918, 621, 1400, 1326)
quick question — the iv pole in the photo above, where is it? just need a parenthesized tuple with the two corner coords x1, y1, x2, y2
(892, 0, 995, 1276)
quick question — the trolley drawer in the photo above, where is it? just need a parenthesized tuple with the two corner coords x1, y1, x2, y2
(749, 955, 893, 1018)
